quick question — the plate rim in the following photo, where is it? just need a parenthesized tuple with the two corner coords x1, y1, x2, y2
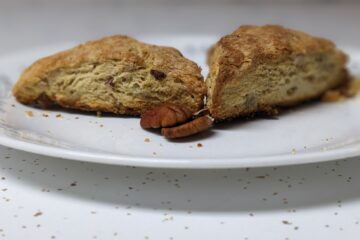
(1, 38, 360, 169)
(1, 133, 360, 169)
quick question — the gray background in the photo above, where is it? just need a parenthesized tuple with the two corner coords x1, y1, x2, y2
(0, 0, 359, 55)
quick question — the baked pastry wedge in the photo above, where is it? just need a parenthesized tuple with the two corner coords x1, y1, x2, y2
(206, 25, 348, 121)
(13, 36, 206, 115)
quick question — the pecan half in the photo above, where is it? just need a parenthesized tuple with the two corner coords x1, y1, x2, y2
(161, 115, 214, 139)
(140, 104, 193, 129)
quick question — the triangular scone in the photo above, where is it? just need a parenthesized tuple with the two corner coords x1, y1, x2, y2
(13, 36, 206, 115)
(206, 25, 348, 121)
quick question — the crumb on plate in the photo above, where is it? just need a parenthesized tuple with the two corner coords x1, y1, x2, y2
(25, 111, 33, 118)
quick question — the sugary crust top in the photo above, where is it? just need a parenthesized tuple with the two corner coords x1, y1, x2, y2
(209, 25, 347, 76)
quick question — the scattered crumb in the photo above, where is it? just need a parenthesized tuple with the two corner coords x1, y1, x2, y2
(322, 90, 345, 102)
(347, 77, 360, 95)
(25, 111, 33, 118)
(42, 113, 49, 118)
(291, 148, 297, 154)
(152, 152, 157, 156)
(96, 111, 102, 117)
(197, 143, 203, 148)
(33, 211, 43, 217)
(56, 114, 63, 119)
(70, 181, 77, 187)
(99, 124, 104, 128)
(282, 220, 292, 225)
(144, 138, 150, 143)
(255, 176, 266, 179)
(322, 77, 360, 102)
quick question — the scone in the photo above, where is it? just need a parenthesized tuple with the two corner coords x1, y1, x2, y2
(13, 36, 206, 115)
(206, 25, 348, 121)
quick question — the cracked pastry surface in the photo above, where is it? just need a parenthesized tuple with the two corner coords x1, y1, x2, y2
(206, 25, 348, 121)
(13, 35, 206, 115)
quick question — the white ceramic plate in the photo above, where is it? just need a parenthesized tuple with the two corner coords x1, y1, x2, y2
(0, 35, 360, 169)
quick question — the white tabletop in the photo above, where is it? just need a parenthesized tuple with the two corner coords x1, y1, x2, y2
(1, 2, 360, 239)
(1, 146, 360, 239)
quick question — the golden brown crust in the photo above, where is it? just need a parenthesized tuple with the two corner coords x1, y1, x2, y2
(13, 35, 206, 115)
(207, 25, 348, 120)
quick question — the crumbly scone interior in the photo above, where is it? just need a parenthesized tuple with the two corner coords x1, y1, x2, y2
(33, 61, 200, 114)
(207, 53, 346, 119)
(13, 36, 206, 115)
(205, 47, 221, 114)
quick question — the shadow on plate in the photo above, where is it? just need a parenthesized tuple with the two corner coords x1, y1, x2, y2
(1, 146, 360, 213)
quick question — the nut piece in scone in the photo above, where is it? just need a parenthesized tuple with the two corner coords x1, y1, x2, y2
(13, 36, 206, 115)
(206, 25, 348, 121)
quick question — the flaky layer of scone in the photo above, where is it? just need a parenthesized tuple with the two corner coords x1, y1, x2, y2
(13, 36, 206, 115)
(206, 25, 348, 121)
